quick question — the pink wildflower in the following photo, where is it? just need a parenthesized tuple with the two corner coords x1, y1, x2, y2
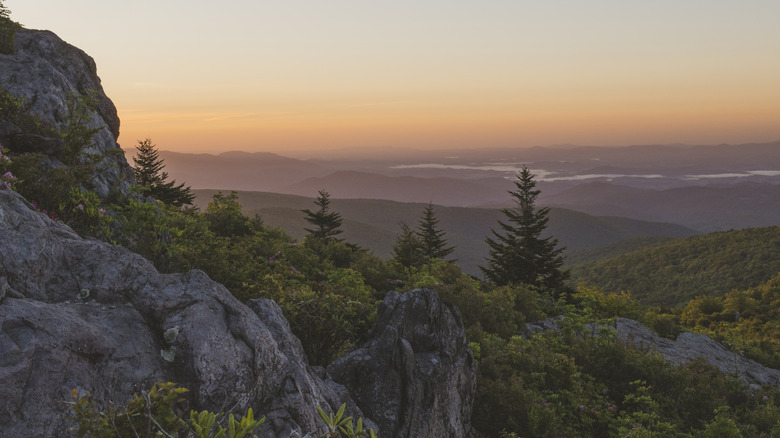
(76, 204, 84, 211)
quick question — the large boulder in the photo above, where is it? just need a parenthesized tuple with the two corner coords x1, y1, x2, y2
(0, 29, 133, 198)
(328, 289, 477, 438)
(0, 186, 354, 437)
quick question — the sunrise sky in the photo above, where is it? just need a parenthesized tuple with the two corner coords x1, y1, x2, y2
(8, 1, 780, 154)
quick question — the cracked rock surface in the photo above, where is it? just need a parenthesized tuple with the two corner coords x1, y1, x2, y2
(328, 289, 477, 438)
(0, 29, 133, 198)
(0, 186, 355, 437)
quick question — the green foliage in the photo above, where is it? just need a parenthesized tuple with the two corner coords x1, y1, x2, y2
(679, 273, 780, 369)
(69, 383, 265, 438)
(481, 166, 567, 292)
(302, 190, 344, 240)
(225, 408, 264, 438)
(570, 226, 780, 306)
(69, 382, 189, 438)
(59, 91, 102, 165)
(391, 222, 426, 268)
(205, 191, 258, 237)
(189, 410, 225, 438)
(317, 403, 377, 438)
(132, 138, 194, 207)
(701, 407, 743, 438)
(0, 86, 58, 142)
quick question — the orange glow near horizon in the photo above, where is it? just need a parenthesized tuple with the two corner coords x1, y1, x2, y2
(11, 1, 780, 154)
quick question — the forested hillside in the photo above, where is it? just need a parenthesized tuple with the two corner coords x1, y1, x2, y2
(570, 227, 780, 306)
(680, 273, 780, 369)
(192, 189, 697, 276)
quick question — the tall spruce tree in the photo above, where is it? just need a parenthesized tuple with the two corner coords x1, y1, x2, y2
(481, 166, 567, 290)
(302, 190, 343, 240)
(132, 138, 194, 207)
(416, 202, 455, 261)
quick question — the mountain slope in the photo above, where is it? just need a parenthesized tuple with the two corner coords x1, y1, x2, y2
(194, 190, 697, 276)
(569, 226, 780, 306)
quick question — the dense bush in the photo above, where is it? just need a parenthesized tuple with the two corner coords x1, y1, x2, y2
(68, 382, 375, 438)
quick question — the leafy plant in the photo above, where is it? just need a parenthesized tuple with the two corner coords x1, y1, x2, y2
(317, 404, 377, 438)
(68, 382, 189, 438)
(69, 383, 265, 438)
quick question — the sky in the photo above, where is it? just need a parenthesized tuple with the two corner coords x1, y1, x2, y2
(8, 1, 780, 154)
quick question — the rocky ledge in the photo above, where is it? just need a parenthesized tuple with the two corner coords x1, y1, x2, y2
(525, 317, 780, 388)
(0, 185, 477, 437)
(0, 29, 133, 198)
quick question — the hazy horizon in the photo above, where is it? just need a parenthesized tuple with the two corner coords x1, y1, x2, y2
(10, 1, 780, 153)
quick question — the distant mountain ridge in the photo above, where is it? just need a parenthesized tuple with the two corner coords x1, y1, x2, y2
(543, 181, 780, 232)
(282, 170, 513, 207)
(157, 150, 331, 192)
(159, 143, 780, 231)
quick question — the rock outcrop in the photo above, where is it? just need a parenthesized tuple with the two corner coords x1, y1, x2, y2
(0, 184, 476, 437)
(615, 318, 780, 387)
(0, 186, 354, 437)
(525, 317, 780, 388)
(328, 290, 477, 438)
(0, 29, 133, 198)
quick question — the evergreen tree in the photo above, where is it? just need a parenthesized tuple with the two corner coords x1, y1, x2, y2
(392, 222, 426, 267)
(302, 190, 343, 240)
(0, 1, 21, 55)
(481, 166, 567, 290)
(416, 202, 455, 261)
(132, 138, 194, 207)
(0, 1, 10, 19)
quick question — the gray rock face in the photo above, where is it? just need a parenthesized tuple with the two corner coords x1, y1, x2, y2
(524, 317, 780, 387)
(328, 289, 477, 438)
(615, 318, 780, 387)
(0, 29, 133, 198)
(0, 186, 352, 437)
(0, 185, 476, 437)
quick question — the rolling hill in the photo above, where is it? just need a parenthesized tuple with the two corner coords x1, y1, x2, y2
(569, 226, 780, 306)
(193, 189, 697, 276)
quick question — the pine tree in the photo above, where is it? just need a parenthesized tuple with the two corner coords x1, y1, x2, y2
(0, 1, 10, 19)
(416, 202, 455, 261)
(132, 138, 194, 207)
(302, 190, 343, 240)
(0, 2, 21, 56)
(392, 222, 425, 267)
(481, 166, 567, 290)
